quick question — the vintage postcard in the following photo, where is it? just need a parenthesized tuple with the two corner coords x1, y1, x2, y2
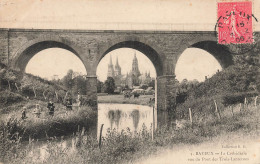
(0, 0, 259, 164)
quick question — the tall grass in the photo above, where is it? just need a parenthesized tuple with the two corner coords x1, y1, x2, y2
(1, 103, 97, 142)
(2, 103, 259, 164)
(0, 118, 23, 163)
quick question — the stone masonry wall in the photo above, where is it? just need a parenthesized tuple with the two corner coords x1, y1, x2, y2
(0, 29, 8, 65)
(156, 75, 177, 126)
(85, 76, 97, 110)
(157, 75, 176, 111)
(157, 76, 167, 111)
(3, 29, 220, 77)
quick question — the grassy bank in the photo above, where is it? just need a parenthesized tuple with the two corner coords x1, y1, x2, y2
(0, 99, 97, 142)
(98, 94, 154, 106)
(2, 103, 259, 164)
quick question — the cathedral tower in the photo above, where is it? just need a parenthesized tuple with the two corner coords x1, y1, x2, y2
(131, 52, 141, 77)
(130, 52, 141, 86)
(114, 56, 121, 76)
(107, 55, 114, 78)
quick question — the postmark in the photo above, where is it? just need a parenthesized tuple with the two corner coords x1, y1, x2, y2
(217, 1, 253, 44)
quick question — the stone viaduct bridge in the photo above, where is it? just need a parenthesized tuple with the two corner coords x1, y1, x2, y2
(0, 28, 258, 126)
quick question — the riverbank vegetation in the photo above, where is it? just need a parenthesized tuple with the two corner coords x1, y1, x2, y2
(1, 105, 96, 140)
(0, 63, 98, 140)
(1, 102, 259, 163)
(0, 63, 97, 162)
(0, 63, 67, 104)
(175, 54, 259, 120)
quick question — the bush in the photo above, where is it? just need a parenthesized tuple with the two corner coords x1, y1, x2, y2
(15, 106, 97, 141)
(176, 92, 188, 104)
(80, 97, 97, 107)
(21, 85, 35, 98)
(0, 118, 24, 162)
(0, 91, 25, 106)
(221, 92, 258, 106)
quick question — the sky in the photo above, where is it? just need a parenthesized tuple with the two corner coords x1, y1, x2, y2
(25, 48, 87, 80)
(25, 47, 221, 82)
(175, 48, 222, 82)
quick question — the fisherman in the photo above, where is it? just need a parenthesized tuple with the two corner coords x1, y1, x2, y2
(21, 107, 27, 119)
(65, 98, 73, 110)
(47, 100, 55, 116)
(33, 104, 41, 118)
(77, 91, 82, 108)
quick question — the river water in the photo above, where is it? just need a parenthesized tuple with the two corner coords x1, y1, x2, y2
(97, 103, 156, 137)
(24, 103, 156, 161)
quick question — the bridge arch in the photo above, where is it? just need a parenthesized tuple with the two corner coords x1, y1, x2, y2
(12, 38, 88, 73)
(97, 40, 164, 77)
(176, 40, 233, 71)
(96, 40, 166, 120)
(190, 41, 233, 68)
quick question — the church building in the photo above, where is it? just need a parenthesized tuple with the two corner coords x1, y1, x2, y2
(107, 52, 153, 89)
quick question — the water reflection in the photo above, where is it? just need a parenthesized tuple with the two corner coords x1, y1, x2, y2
(131, 110, 140, 131)
(98, 103, 156, 137)
(108, 110, 122, 129)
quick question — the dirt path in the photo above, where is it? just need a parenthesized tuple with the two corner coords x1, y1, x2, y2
(135, 135, 260, 164)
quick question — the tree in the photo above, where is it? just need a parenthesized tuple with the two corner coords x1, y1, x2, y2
(21, 75, 46, 98)
(62, 69, 74, 91)
(1, 69, 20, 91)
(257, 76, 260, 93)
(103, 77, 116, 94)
(97, 80, 104, 93)
(124, 85, 129, 90)
(141, 84, 148, 90)
(148, 80, 155, 89)
(72, 75, 87, 95)
(0, 68, 5, 90)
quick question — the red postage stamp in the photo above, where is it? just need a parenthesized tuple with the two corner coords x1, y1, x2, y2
(217, 1, 253, 44)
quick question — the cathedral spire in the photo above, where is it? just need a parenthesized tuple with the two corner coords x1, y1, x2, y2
(109, 55, 113, 65)
(107, 55, 114, 77)
(116, 56, 119, 66)
(114, 56, 121, 76)
(131, 51, 141, 79)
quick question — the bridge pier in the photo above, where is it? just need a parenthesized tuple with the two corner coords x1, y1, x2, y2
(85, 76, 98, 110)
(156, 75, 177, 127)
(85, 76, 98, 137)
